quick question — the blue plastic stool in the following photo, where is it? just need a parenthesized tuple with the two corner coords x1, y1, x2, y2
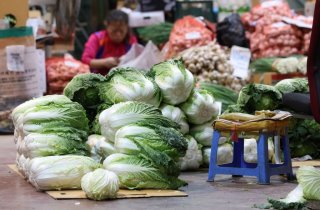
(207, 129, 294, 184)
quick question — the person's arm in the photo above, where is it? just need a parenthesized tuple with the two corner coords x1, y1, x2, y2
(90, 57, 119, 69)
(82, 33, 119, 69)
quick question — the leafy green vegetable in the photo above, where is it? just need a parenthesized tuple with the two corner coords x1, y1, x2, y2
(24, 133, 89, 158)
(160, 104, 189, 134)
(189, 122, 213, 146)
(12, 95, 72, 126)
(237, 84, 282, 113)
(297, 166, 320, 200)
(103, 153, 187, 190)
(81, 168, 119, 200)
(86, 134, 116, 163)
(179, 135, 203, 171)
(200, 82, 238, 112)
(98, 101, 179, 142)
(267, 185, 307, 210)
(249, 57, 275, 73)
(136, 22, 173, 45)
(22, 102, 89, 132)
(202, 143, 233, 166)
(114, 124, 187, 175)
(63, 73, 107, 109)
(27, 155, 101, 190)
(274, 78, 309, 95)
(180, 89, 220, 124)
(148, 59, 194, 105)
(288, 119, 320, 158)
(100, 67, 162, 107)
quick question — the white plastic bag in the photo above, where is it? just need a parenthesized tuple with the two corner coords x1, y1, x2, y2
(118, 41, 164, 72)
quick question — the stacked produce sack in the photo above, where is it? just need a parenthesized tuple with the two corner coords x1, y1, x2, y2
(180, 40, 249, 92)
(164, 16, 214, 58)
(242, 1, 311, 59)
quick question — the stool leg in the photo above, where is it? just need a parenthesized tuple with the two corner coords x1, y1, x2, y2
(232, 138, 244, 177)
(257, 133, 270, 184)
(282, 134, 294, 181)
(208, 130, 220, 182)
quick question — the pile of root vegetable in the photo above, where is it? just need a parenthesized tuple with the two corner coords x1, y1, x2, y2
(179, 41, 249, 92)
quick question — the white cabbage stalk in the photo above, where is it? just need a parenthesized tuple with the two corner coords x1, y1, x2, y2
(244, 138, 275, 163)
(81, 168, 119, 200)
(149, 59, 194, 105)
(160, 104, 189, 134)
(189, 123, 213, 146)
(202, 143, 233, 166)
(179, 136, 203, 171)
(27, 155, 100, 191)
(86, 135, 116, 163)
(180, 89, 220, 124)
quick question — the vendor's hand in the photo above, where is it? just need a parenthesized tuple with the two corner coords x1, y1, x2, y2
(104, 57, 119, 68)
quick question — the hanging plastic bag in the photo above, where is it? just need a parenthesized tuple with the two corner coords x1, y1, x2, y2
(118, 41, 164, 72)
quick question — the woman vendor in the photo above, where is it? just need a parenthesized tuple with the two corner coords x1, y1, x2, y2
(82, 10, 137, 75)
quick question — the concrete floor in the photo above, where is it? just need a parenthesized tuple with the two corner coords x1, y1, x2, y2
(0, 135, 299, 210)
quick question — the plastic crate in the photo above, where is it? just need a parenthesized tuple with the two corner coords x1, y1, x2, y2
(175, 0, 214, 22)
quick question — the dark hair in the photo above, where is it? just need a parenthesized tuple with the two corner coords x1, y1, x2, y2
(106, 10, 129, 24)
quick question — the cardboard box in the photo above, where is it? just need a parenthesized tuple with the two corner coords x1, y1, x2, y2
(128, 11, 164, 28)
(0, 0, 28, 27)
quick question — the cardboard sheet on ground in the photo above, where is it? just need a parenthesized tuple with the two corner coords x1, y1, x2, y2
(118, 41, 164, 72)
(8, 164, 187, 199)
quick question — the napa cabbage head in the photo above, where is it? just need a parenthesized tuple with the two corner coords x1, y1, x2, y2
(202, 143, 233, 166)
(114, 123, 187, 176)
(179, 135, 203, 171)
(237, 84, 282, 113)
(23, 133, 89, 158)
(21, 102, 89, 133)
(189, 122, 214, 146)
(63, 73, 107, 109)
(27, 155, 101, 191)
(103, 153, 187, 190)
(296, 166, 320, 200)
(86, 134, 116, 163)
(100, 67, 162, 107)
(148, 59, 194, 105)
(81, 168, 119, 200)
(12, 95, 71, 126)
(98, 101, 179, 142)
(274, 78, 309, 95)
(160, 104, 189, 134)
(180, 89, 220, 124)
